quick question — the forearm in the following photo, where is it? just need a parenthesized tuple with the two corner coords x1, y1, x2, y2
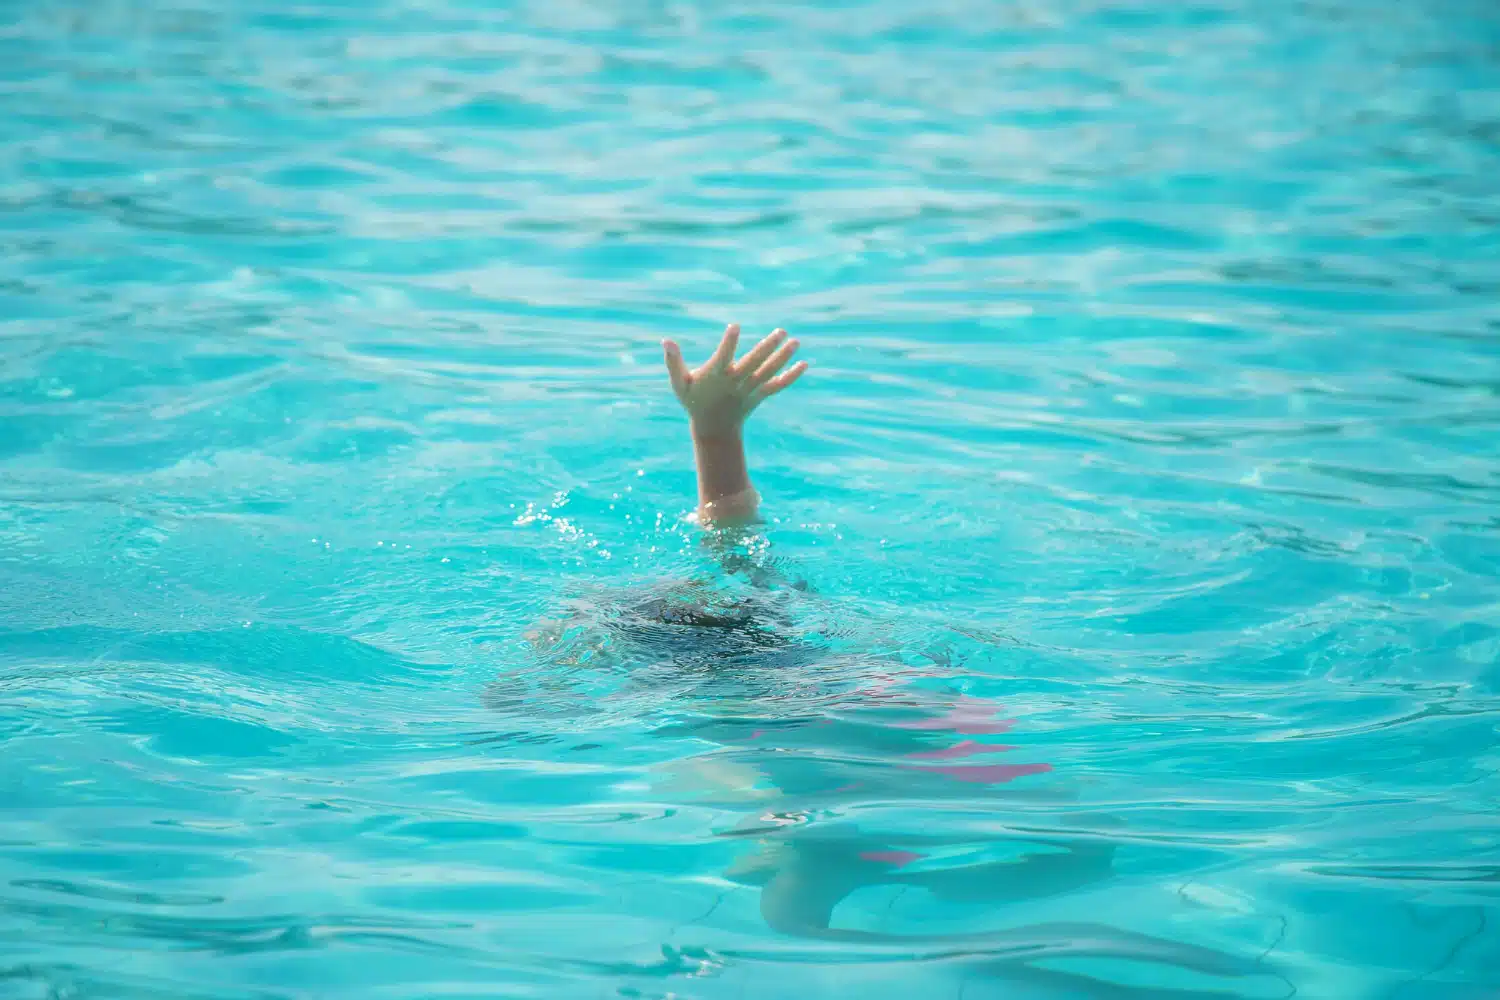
(692, 424, 759, 525)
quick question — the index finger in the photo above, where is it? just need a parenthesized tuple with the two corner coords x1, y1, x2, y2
(705, 323, 740, 372)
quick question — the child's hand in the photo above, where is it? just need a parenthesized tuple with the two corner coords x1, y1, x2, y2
(662, 324, 808, 439)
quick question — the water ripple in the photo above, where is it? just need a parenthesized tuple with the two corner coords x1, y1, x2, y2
(4, 0, 1500, 997)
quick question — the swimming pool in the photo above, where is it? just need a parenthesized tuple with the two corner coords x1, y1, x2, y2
(3, 0, 1499, 996)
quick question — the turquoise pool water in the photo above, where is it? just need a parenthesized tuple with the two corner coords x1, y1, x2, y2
(4, 0, 1500, 996)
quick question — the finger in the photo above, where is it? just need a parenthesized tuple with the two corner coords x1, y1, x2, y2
(754, 360, 808, 401)
(662, 339, 691, 398)
(705, 323, 740, 372)
(750, 338, 800, 385)
(731, 328, 788, 379)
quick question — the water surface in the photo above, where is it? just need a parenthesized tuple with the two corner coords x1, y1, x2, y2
(3, 0, 1500, 997)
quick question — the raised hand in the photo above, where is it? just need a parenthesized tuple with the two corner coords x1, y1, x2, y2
(662, 324, 808, 439)
(661, 324, 809, 525)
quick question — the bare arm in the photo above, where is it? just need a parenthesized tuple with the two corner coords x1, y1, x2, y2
(662, 323, 808, 526)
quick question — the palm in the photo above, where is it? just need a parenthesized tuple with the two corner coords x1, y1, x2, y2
(662, 324, 808, 435)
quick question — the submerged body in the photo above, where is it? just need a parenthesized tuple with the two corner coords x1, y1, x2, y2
(513, 562, 1282, 996)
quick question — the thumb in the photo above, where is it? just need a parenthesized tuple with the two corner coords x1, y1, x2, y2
(662, 339, 690, 398)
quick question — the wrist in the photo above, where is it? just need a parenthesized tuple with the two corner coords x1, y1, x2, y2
(690, 419, 744, 444)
